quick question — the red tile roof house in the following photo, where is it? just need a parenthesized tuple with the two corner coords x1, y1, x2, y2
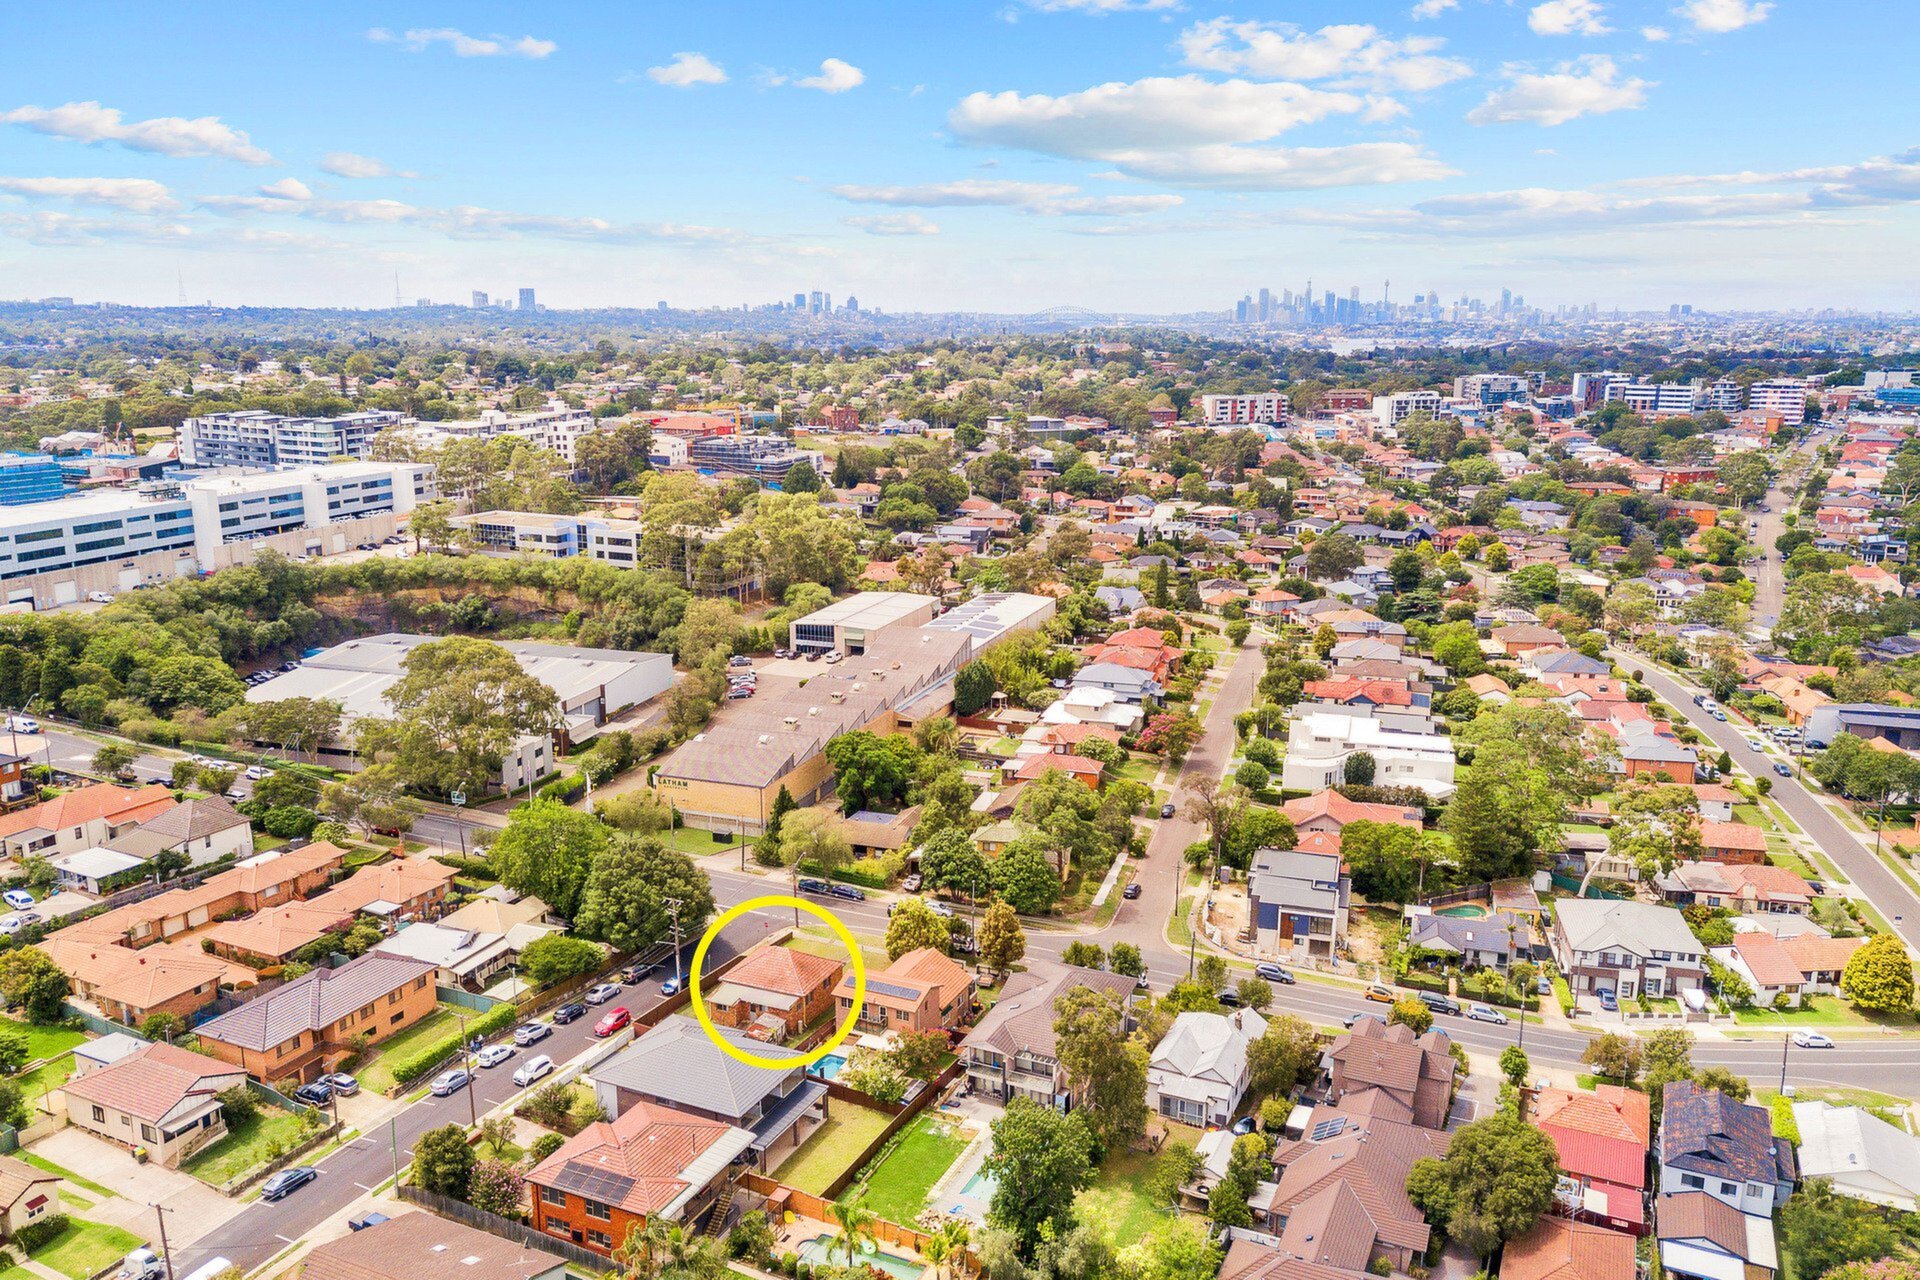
(528, 1099, 755, 1257)
(1491, 624, 1569, 657)
(1281, 790, 1423, 840)
(835, 946, 976, 1037)
(705, 945, 844, 1042)
(1503, 1216, 1638, 1280)
(0, 783, 176, 860)
(1534, 1084, 1652, 1235)
(1698, 822, 1768, 865)
(62, 1040, 249, 1167)
(1009, 753, 1105, 789)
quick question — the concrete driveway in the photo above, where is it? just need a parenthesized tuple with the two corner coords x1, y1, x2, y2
(31, 1126, 243, 1241)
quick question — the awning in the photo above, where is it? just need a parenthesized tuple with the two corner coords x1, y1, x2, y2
(750, 1079, 828, 1151)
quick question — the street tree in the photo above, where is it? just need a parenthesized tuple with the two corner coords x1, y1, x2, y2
(884, 897, 952, 960)
(573, 837, 716, 955)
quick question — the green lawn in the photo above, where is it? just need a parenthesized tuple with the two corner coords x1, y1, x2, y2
(8, 1217, 143, 1280)
(17, 1052, 78, 1104)
(19, 1154, 114, 1198)
(0, 1017, 88, 1063)
(846, 1114, 968, 1226)
(1733, 994, 1917, 1030)
(357, 1006, 463, 1094)
(182, 1109, 308, 1185)
(1074, 1146, 1187, 1247)
(774, 1104, 896, 1197)
(1757, 1083, 1912, 1122)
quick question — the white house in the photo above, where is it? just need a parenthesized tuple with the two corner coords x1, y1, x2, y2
(1791, 1101, 1920, 1212)
(1041, 687, 1144, 731)
(1658, 1081, 1796, 1217)
(1146, 1009, 1267, 1128)
(1279, 707, 1456, 798)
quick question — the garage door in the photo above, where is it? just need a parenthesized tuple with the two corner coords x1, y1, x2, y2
(51, 581, 78, 606)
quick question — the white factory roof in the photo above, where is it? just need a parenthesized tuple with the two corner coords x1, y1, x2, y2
(921, 592, 1056, 646)
(801, 591, 939, 630)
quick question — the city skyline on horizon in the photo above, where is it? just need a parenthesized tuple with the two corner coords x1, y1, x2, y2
(0, 1, 1914, 314)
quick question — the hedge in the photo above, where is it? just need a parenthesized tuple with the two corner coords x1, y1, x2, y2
(1397, 969, 1451, 994)
(537, 774, 586, 805)
(14, 1215, 69, 1253)
(1552, 975, 1576, 1018)
(388, 1001, 521, 1086)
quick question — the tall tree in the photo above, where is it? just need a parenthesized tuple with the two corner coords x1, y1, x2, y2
(487, 798, 611, 919)
(363, 636, 561, 800)
(1053, 985, 1148, 1149)
(1405, 1110, 1560, 1257)
(983, 1098, 1096, 1253)
(573, 836, 715, 954)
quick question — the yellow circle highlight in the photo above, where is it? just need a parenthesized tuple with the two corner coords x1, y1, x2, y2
(688, 894, 866, 1071)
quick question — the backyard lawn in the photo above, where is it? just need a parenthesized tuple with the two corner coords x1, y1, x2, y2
(0, 1017, 88, 1063)
(183, 1108, 308, 1185)
(356, 1006, 463, 1094)
(16, 1053, 78, 1105)
(1074, 1147, 1180, 1247)
(775, 1104, 895, 1197)
(846, 1114, 967, 1226)
(4, 1217, 143, 1280)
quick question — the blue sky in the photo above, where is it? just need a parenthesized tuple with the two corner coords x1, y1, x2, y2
(0, 0, 1913, 313)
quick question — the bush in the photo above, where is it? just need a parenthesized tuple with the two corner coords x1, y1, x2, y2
(389, 1003, 520, 1085)
(218, 1084, 260, 1128)
(536, 774, 586, 805)
(15, 1214, 69, 1253)
(529, 1133, 565, 1164)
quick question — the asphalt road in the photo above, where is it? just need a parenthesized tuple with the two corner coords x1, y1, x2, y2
(169, 913, 782, 1275)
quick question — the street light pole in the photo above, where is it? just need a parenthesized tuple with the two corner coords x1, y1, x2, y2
(665, 897, 685, 989)
(152, 1205, 173, 1280)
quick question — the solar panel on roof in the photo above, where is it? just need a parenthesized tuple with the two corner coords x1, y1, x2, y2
(868, 980, 922, 1000)
(551, 1165, 637, 1203)
(1309, 1117, 1348, 1142)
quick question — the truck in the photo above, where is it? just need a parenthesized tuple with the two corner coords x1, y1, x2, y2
(118, 1249, 164, 1280)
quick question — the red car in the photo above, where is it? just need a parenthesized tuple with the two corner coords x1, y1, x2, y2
(593, 1007, 632, 1038)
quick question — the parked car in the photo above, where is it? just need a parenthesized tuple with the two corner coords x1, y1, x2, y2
(513, 1054, 555, 1086)
(585, 982, 622, 1005)
(1711, 709, 1728, 722)
(796, 877, 831, 895)
(1344, 1011, 1385, 1028)
(552, 1002, 587, 1025)
(323, 1072, 358, 1096)
(829, 883, 866, 901)
(2, 717, 39, 734)
(1254, 962, 1295, 984)
(1159, 802, 1176, 819)
(292, 1081, 334, 1106)
(1773, 762, 1793, 777)
(0, 917, 23, 937)
(348, 1212, 391, 1232)
(594, 1007, 632, 1037)
(429, 1069, 470, 1097)
(660, 975, 683, 996)
(1216, 988, 1241, 1007)
(1537, 974, 1552, 995)
(901, 873, 923, 893)
(513, 1022, 552, 1047)
(1792, 1031, 1834, 1049)
(1417, 992, 1462, 1017)
(1597, 988, 1618, 1011)
(244, 765, 270, 780)
(1466, 1003, 1509, 1025)
(2, 890, 34, 910)
(726, 689, 753, 700)
(475, 1044, 515, 1069)
(1123, 882, 1142, 900)
(1230, 1115, 1257, 1136)
(86, 591, 115, 604)
(261, 1167, 318, 1200)
(728, 655, 752, 668)
(620, 961, 657, 984)
(1363, 983, 1394, 1003)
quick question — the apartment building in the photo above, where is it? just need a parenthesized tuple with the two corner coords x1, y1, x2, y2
(1605, 379, 1705, 415)
(1373, 390, 1444, 429)
(1200, 392, 1290, 426)
(180, 410, 406, 468)
(1280, 705, 1456, 798)
(1746, 378, 1808, 426)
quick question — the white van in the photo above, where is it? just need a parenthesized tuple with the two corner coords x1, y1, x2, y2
(178, 1258, 234, 1280)
(117, 1248, 164, 1280)
(3, 716, 39, 734)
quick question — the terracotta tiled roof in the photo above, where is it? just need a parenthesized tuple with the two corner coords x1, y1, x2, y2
(722, 945, 842, 999)
(0, 783, 174, 839)
(1535, 1085, 1650, 1187)
(1700, 821, 1767, 852)
(1281, 789, 1421, 830)
(0, 1156, 57, 1212)
(1502, 1216, 1636, 1280)
(1731, 932, 1805, 987)
(63, 1041, 244, 1123)
(527, 1099, 751, 1218)
(1781, 933, 1864, 975)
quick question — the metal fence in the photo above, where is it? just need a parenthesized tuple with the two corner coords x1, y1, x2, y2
(58, 1005, 148, 1040)
(436, 986, 505, 1013)
(395, 1185, 614, 1273)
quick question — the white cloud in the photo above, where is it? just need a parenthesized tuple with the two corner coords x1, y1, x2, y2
(1674, 0, 1772, 33)
(1411, 0, 1458, 17)
(366, 27, 555, 58)
(648, 53, 728, 87)
(1528, 0, 1611, 36)
(0, 176, 178, 213)
(1641, 25, 1672, 40)
(1018, 0, 1183, 12)
(1467, 56, 1651, 126)
(845, 213, 940, 235)
(829, 178, 1183, 215)
(0, 210, 192, 247)
(1176, 19, 1471, 92)
(948, 75, 1453, 190)
(257, 178, 311, 201)
(321, 151, 414, 179)
(1, 100, 272, 164)
(796, 59, 866, 93)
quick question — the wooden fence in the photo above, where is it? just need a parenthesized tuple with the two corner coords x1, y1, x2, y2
(397, 1185, 614, 1272)
(739, 1171, 977, 1269)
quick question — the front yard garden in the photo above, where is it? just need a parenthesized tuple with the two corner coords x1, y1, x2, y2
(1, 1217, 143, 1280)
(774, 1102, 896, 1197)
(355, 1006, 464, 1094)
(1732, 994, 1917, 1030)
(182, 1107, 309, 1185)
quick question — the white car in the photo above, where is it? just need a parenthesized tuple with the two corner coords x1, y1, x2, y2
(0, 916, 21, 936)
(1791, 1031, 1834, 1049)
(1465, 1003, 1508, 1025)
(2, 717, 38, 734)
(86, 591, 114, 604)
(584, 983, 622, 1005)
(512, 1054, 555, 1087)
(475, 1043, 515, 1069)
(2, 890, 34, 911)
(244, 765, 270, 781)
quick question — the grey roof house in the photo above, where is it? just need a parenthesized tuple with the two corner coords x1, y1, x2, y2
(1248, 848, 1350, 962)
(1071, 662, 1162, 705)
(1407, 910, 1534, 970)
(962, 960, 1139, 1110)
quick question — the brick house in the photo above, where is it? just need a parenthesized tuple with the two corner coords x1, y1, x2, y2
(1321, 1018, 1456, 1130)
(706, 945, 843, 1041)
(527, 1099, 754, 1256)
(834, 947, 975, 1037)
(1698, 822, 1768, 865)
(195, 952, 438, 1083)
(1551, 899, 1705, 1000)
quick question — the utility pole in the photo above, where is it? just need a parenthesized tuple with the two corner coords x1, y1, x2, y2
(152, 1205, 173, 1280)
(454, 1011, 478, 1127)
(390, 1116, 402, 1187)
(665, 897, 685, 989)
(1778, 1033, 1790, 1094)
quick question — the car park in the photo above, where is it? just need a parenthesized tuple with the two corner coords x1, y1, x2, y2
(429, 1069, 470, 1097)
(1792, 1031, 1834, 1048)
(1417, 991, 1461, 1016)
(593, 1007, 632, 1037)
(1123, 882, 1142, 899)
(552, 1002, 587, 1024)
(261, 1167, 317, 1200)
(1466, 1003, 1508, 1024)
(476, 1043, 515, 1069)
(2, 890, 34, 910)
(585, 982, 622, 1004)
(513, 1054, 555, 1086)
(1254, 963, 1295, 984)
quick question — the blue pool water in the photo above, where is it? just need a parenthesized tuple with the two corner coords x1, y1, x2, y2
(810, 1053, 848, 1081)
(960, 1169, 999, 1199)
(798, 1236, 923, 1279)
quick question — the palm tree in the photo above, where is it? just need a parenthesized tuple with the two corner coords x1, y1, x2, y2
(830, 1200, 878, 1270)
(938, 1221, 972, 1280)
(923, 1235, 950, 1280)
(613, 1219, 673, 1280)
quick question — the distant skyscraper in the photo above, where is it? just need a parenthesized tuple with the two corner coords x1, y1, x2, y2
(1257, 287, 1272, 323)
(843, 296, 860, 313)
(1499, 287, 1512, 314)
(808, 290, 824, 314)
(1235, 295, 1252, 323)
(518, 288, 536, 311)
(793, 292, 806, 309)
(471, 291, 489, 308)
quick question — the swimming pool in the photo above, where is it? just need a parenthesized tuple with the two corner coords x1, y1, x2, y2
(798, 1235, 923, 1280)
(809, 1053, 848, 1081)
(959, 1169, 999, 1199)
(1436, 904, 1489, 918)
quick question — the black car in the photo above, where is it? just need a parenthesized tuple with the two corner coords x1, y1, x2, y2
(829, 882, 866, 902)
(552, 1002, 588, 1025)
(797, 877, 832, 896)
(1217, 988, 1241, 1007)
(1417, 991, 1462, 1016)
(1159, 802, 1176, 819)
(1773, 762, 1792, 777)
(261, 1166, 317, 1200)
(293, 1080, 333, 1106)
(1123, 882, 1142, 900)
